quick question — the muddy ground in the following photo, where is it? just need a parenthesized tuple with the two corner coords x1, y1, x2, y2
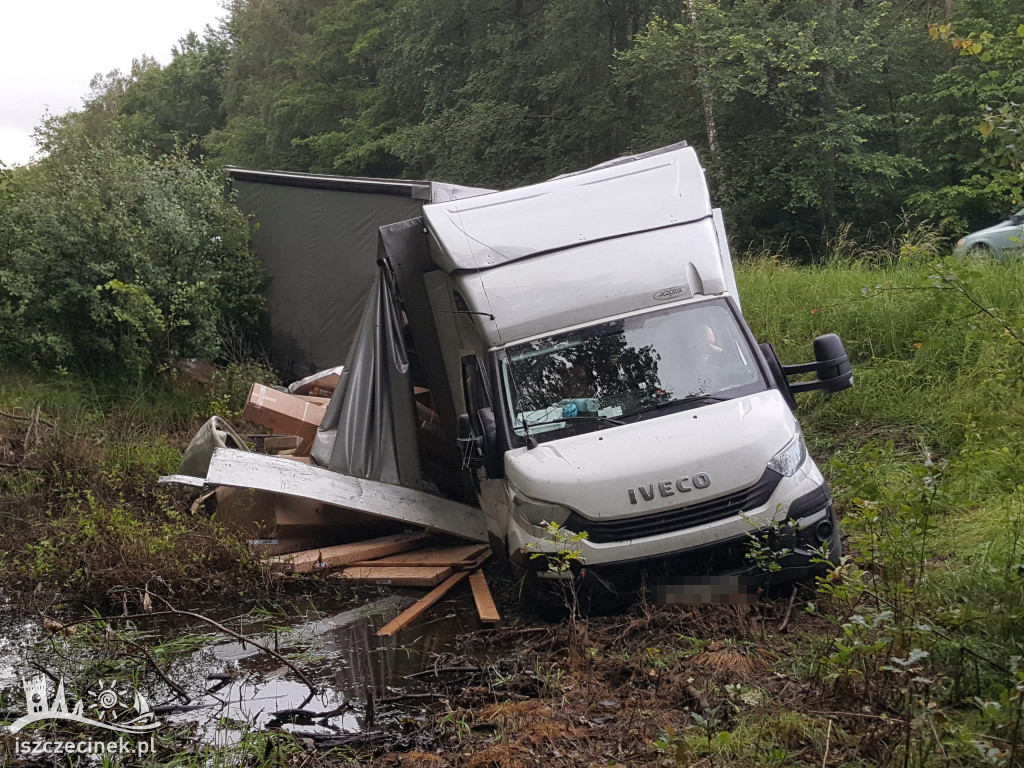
(0, 572, 901, 768)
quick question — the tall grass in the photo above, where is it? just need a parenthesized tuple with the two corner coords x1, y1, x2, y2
(737, 247, 1024, 765)
(0, 367, 274, 601)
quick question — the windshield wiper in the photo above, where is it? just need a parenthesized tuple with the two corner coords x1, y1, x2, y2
(623, 394, 728, 420)
(519, 414, 626, 430)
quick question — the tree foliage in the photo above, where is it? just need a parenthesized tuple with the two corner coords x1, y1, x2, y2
(19, 0, 1019, 251)
(0, 120, 264, 375)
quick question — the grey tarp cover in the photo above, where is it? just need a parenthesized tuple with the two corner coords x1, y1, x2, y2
(311, 263, 422, 487)
(229, 169, 493, 378)
(231, 178, 424, 377)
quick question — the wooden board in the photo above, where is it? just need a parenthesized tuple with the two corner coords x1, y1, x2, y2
(376, 550, 491, 637)
(206, 448, 488, 542)
(469, 570, 501, 624)
(249, 537, 326, 556)
(263, 435, 300, 451)
(352, 543, 488, 568)
(376, 571, 471, 636)
(340, 565, 453, 586)
(268, 532, 433, 574)
(348, 557, 478, 568)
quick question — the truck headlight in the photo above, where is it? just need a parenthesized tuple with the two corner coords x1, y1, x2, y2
(509, 484, 573, 526)
(956, 238, 966, 249)
(768, 434, 807, 477)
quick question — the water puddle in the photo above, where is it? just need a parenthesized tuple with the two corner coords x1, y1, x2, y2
(0, 588, 490, 747)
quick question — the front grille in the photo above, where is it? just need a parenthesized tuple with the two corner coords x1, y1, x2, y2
(564, 469, 783, 543)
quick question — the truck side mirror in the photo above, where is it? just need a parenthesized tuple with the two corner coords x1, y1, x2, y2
(781, 333, 853, 395)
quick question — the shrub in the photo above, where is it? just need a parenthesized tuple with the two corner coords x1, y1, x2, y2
(0, 119, 265, 376)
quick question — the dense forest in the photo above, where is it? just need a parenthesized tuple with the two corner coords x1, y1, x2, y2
(0, 0, 1021, 373)
(56, 0, 1024, 241)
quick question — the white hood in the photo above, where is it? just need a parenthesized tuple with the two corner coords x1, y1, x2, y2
(504, 390, 797, 520)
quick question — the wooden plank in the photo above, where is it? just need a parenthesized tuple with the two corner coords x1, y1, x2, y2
(376, 572, 471, 637)
(263, 435, 300, 451)
(249, 537, 326, 556)
(353, 543, 487, 568)
(348, 557, 478, 568)
(376, 550, 491, 637)
(340, 565, 453, 586)
(268, 532, 433, 574)
(206, 448, 488, 542)
(469, 570, 501, 624)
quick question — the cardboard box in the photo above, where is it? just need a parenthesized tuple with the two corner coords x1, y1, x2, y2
(294, 395, 331, 406)
(243, 383, 326, 452)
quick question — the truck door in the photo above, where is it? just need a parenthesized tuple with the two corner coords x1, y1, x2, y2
(461, 353, 511, 540)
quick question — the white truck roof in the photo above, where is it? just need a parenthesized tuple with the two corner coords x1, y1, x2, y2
(423, 144, 712, 271)
(423, 145, 737, 346)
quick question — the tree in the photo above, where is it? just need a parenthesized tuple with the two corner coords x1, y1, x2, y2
(615, 0, 931, 249)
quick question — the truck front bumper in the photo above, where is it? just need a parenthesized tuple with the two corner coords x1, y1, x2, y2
(507, 456, 827, 573)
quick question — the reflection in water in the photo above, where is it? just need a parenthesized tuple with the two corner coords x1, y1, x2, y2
(0, 590, 486, 745)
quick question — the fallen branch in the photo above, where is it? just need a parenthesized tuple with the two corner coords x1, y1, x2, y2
(121, 636, 191, 703)
(685, 684, 711, 715)
(151, 703, 215, 715)
(406, 666, 484, 679)
(778, 584, 798, 633)
(48, 596, 318, 706)
(286, 730, 387, 748)
(0, 409, 55, 428)
(146, 593, 318, 704)
(270, 702, 352, 721)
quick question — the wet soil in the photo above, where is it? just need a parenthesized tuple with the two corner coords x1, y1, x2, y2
(0, 582, 893, 767)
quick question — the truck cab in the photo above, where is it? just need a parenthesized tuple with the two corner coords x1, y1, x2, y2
(421, 143, 851, 596)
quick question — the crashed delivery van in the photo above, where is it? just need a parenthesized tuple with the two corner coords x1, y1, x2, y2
(178, 143, 853, 599)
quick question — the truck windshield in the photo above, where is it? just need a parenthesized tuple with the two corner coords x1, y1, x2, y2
(502, 299, 764, 442)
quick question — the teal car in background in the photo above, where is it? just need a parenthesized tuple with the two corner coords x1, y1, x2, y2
(956, 209, 1024, 258)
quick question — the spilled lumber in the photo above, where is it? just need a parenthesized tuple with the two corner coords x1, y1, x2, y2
(340, 565, 453, 587)
(469, 570, 501, 624)
(376, 550, 490, 637)
(376, 571, 471, 637)
(268, 532, 433, 574)
(347, 543, 487, 568)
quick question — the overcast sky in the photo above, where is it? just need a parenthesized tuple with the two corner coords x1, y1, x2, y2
(1, 0, 227, 166)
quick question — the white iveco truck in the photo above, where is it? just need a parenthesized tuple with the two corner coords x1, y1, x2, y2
(178, 142, 852, 605)
(417, 143, 852, 597)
